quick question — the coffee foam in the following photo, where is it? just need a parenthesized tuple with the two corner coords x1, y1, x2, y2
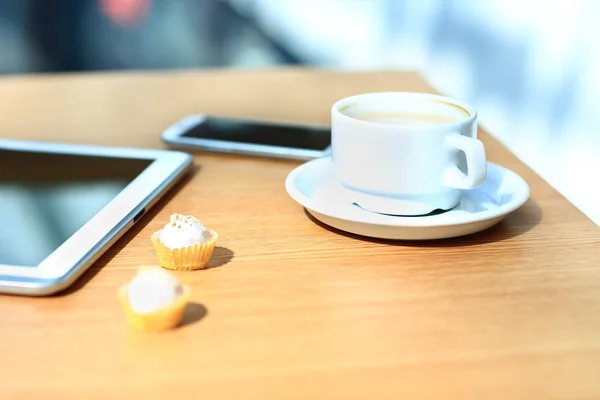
(339, 96, 470, 125)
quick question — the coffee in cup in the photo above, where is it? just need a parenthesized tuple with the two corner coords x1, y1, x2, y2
(331, 92, 487, 216)
(351, 110, 464, 125)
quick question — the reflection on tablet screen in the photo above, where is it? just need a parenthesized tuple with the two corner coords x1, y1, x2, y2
(0, 150, 152, 266)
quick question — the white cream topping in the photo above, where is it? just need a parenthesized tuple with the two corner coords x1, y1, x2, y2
(128, 266, 184, 314)
(157, 213, 212, 249)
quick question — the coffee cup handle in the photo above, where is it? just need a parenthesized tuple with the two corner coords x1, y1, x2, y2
(443, 132, 487, 189)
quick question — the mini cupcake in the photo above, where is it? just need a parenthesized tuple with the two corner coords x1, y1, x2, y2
(151, 213, 218, 271)
(118, 266, 191, 332)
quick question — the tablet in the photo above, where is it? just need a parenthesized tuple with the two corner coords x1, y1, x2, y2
(0, 139, 193, 296)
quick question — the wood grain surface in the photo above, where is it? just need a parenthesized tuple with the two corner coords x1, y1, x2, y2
(0, 69, 598, 399)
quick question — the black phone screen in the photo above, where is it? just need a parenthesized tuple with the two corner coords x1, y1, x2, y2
(180, 117, 331, 150)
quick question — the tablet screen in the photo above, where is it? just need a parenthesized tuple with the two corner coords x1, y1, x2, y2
(0, 149, 152, 266)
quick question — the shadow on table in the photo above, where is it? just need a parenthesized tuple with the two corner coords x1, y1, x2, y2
(304, 198, 542, 247)
(179, 302, 208, 328)
(54, 165, 199, 296)
(206, 246, 234, 269)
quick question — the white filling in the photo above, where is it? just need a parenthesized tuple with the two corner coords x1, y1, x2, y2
(158, 213, 212, 249)
(128, 267, 183, 314)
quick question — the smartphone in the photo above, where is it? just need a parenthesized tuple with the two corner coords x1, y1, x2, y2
(161, 115, 331, 161)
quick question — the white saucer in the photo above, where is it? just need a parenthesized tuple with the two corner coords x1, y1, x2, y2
(285, 157, 530, 240)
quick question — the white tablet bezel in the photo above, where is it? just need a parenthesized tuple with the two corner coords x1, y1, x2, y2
(0, 139, 192, 295)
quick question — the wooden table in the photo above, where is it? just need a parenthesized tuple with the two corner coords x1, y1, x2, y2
(0, 69, 598, 399)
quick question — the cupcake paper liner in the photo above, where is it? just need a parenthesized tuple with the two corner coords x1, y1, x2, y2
(151, 230, 218, 271)
(118, 284, 191, 332)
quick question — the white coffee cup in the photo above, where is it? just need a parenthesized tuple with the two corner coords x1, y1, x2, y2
(331, 92, 487, 216)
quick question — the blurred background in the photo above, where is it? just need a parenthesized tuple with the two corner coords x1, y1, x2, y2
(0, 0, 598, 224)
